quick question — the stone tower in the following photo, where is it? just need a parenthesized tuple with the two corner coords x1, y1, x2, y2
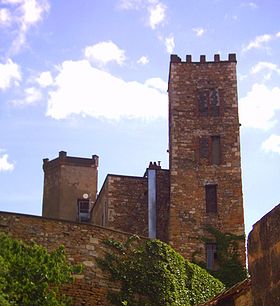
(168, 54, 245, 267)
(42, 151, 99, 222)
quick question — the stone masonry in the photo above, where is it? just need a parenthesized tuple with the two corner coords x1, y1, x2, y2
(41, 53, 246, 269)
(0, 211, 144, 305)
(247, 203, 280, 306)
(92, 174, 148, 236)
(42, 151, 99, 222)
(168, 54, 245, 264)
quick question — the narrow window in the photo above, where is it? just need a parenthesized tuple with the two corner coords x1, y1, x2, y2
(199, 137, 209, 159)
(198, 90, 209, 116)
(77, 199, 90, 222)
(205, 184, 217, 213)
(206, 243, 217, 270)
(209, 89, 220, 116)
(211, 136, 221, 165)
(198, 136, 221, 165)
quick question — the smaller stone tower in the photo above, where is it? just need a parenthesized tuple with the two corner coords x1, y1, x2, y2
(42, 151, 99, 222)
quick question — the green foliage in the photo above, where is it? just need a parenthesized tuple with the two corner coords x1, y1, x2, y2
(98, 236, 224, 306)
(0, 233, 82, 305)
(199, 226, 248, 288)
(185, 262, 224, 306)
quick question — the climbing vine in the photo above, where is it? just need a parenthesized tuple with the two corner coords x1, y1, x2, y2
(197, 226, 248, 288)
(97, 235, 224, 306)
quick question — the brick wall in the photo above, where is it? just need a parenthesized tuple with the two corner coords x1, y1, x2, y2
(43, 151, 98, 222)
(247, 203, 280, 306)
(168, 54, 245, 264)
(0, 211, 142, 305)
(156, 169, 170, 242)
(93, 174, 148, 236)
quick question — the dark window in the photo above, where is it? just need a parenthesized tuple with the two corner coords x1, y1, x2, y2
(206, 243, 217, 270)
(197, 89, 220, 116)
(211, 136, 221, 165)
(198, 90, 208, 116)
(205, 184, 217, 213)
(209, 89, 220, 116)
(199, 137, 209, 159)
(199, 136, 221, 165)
(77, 199, 90, 222)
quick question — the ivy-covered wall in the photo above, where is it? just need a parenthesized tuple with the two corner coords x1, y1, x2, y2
(0, 211, 142, 305)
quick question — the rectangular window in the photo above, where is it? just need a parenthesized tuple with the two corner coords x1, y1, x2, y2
(211, 136, 221, 165)
(197, 89, 220, 117)
(199, 137, 209, 159)
(198, 136, 221, 165)
(205, 184, 217, 213)
(198, 90, 208, 116)
(206, 243, 217, 270)
(209, 89, 220, 116)
(77, 199, 90, 222)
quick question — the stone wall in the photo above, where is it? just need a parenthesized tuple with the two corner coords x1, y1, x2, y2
(247, 203, 280, 306)
(93, 174, 148, 236)
(168, 54, 245, 264)
(0, 211, 141, 305)
(43, 151, 99, 222)
(155, 169, 170, 242)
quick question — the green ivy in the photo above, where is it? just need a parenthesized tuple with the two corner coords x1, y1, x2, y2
(197, 226, 248, 288)
(98, 236, 224, 306)
(0, 233, 83, 305)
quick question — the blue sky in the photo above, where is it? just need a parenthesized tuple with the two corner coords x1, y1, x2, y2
(0, 0, 280, 237)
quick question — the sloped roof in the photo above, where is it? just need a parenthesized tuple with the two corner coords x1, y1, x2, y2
(199, 278, 251, 306)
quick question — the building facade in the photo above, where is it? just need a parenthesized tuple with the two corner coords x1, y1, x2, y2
(42, 151, 99, 222)
(168, 53, 245, 264)
(42, 53, 245, 267)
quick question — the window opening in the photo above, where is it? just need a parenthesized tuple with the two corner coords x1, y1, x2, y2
(211, 136, 221, 165)
(206, 243, 217, 270)
(77, 199, 90, 222)
(205, 184, 217, 213)
(197, 89, 220, 116)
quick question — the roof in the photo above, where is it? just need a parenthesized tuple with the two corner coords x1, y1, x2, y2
(199, 278, 251, 306)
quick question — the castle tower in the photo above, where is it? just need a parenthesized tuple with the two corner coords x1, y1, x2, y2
(42, 151, 99, 222)
(168, 54, 245, 267)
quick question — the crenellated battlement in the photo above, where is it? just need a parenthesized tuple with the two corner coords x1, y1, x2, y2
(170, 53, 236, 64)
(43, 151, 99, 170)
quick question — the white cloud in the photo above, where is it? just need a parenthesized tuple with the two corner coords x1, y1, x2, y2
(192, 27, 206, 37)
(242, 34, 273, 53)
(3, 0, 49, 54)
(165, 34, 175, 53)
(145, 77, 167, 93)
(248, 2, 258, 9)
(0, 59, 21, 90)
(137, 56, 149, 65)
(0, 153, 14, 172)
(12, 86, 42, 105)
(46, 60, 167, 120)
(0, 8, 11, 26)
(148, 1, 166, 29)
(239, 83, 280, 130)
(24, 87, 42, 104)
(36, 71, 53, 87)
(117, 0, 167, 30)
(118, 0, 143, 10)
(251, 62, 280, 74)
(262, 134, 280, 154)
(241, 2, 258, 9)
(251, 61, 280, 80)
(84, 41, 126, 66)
